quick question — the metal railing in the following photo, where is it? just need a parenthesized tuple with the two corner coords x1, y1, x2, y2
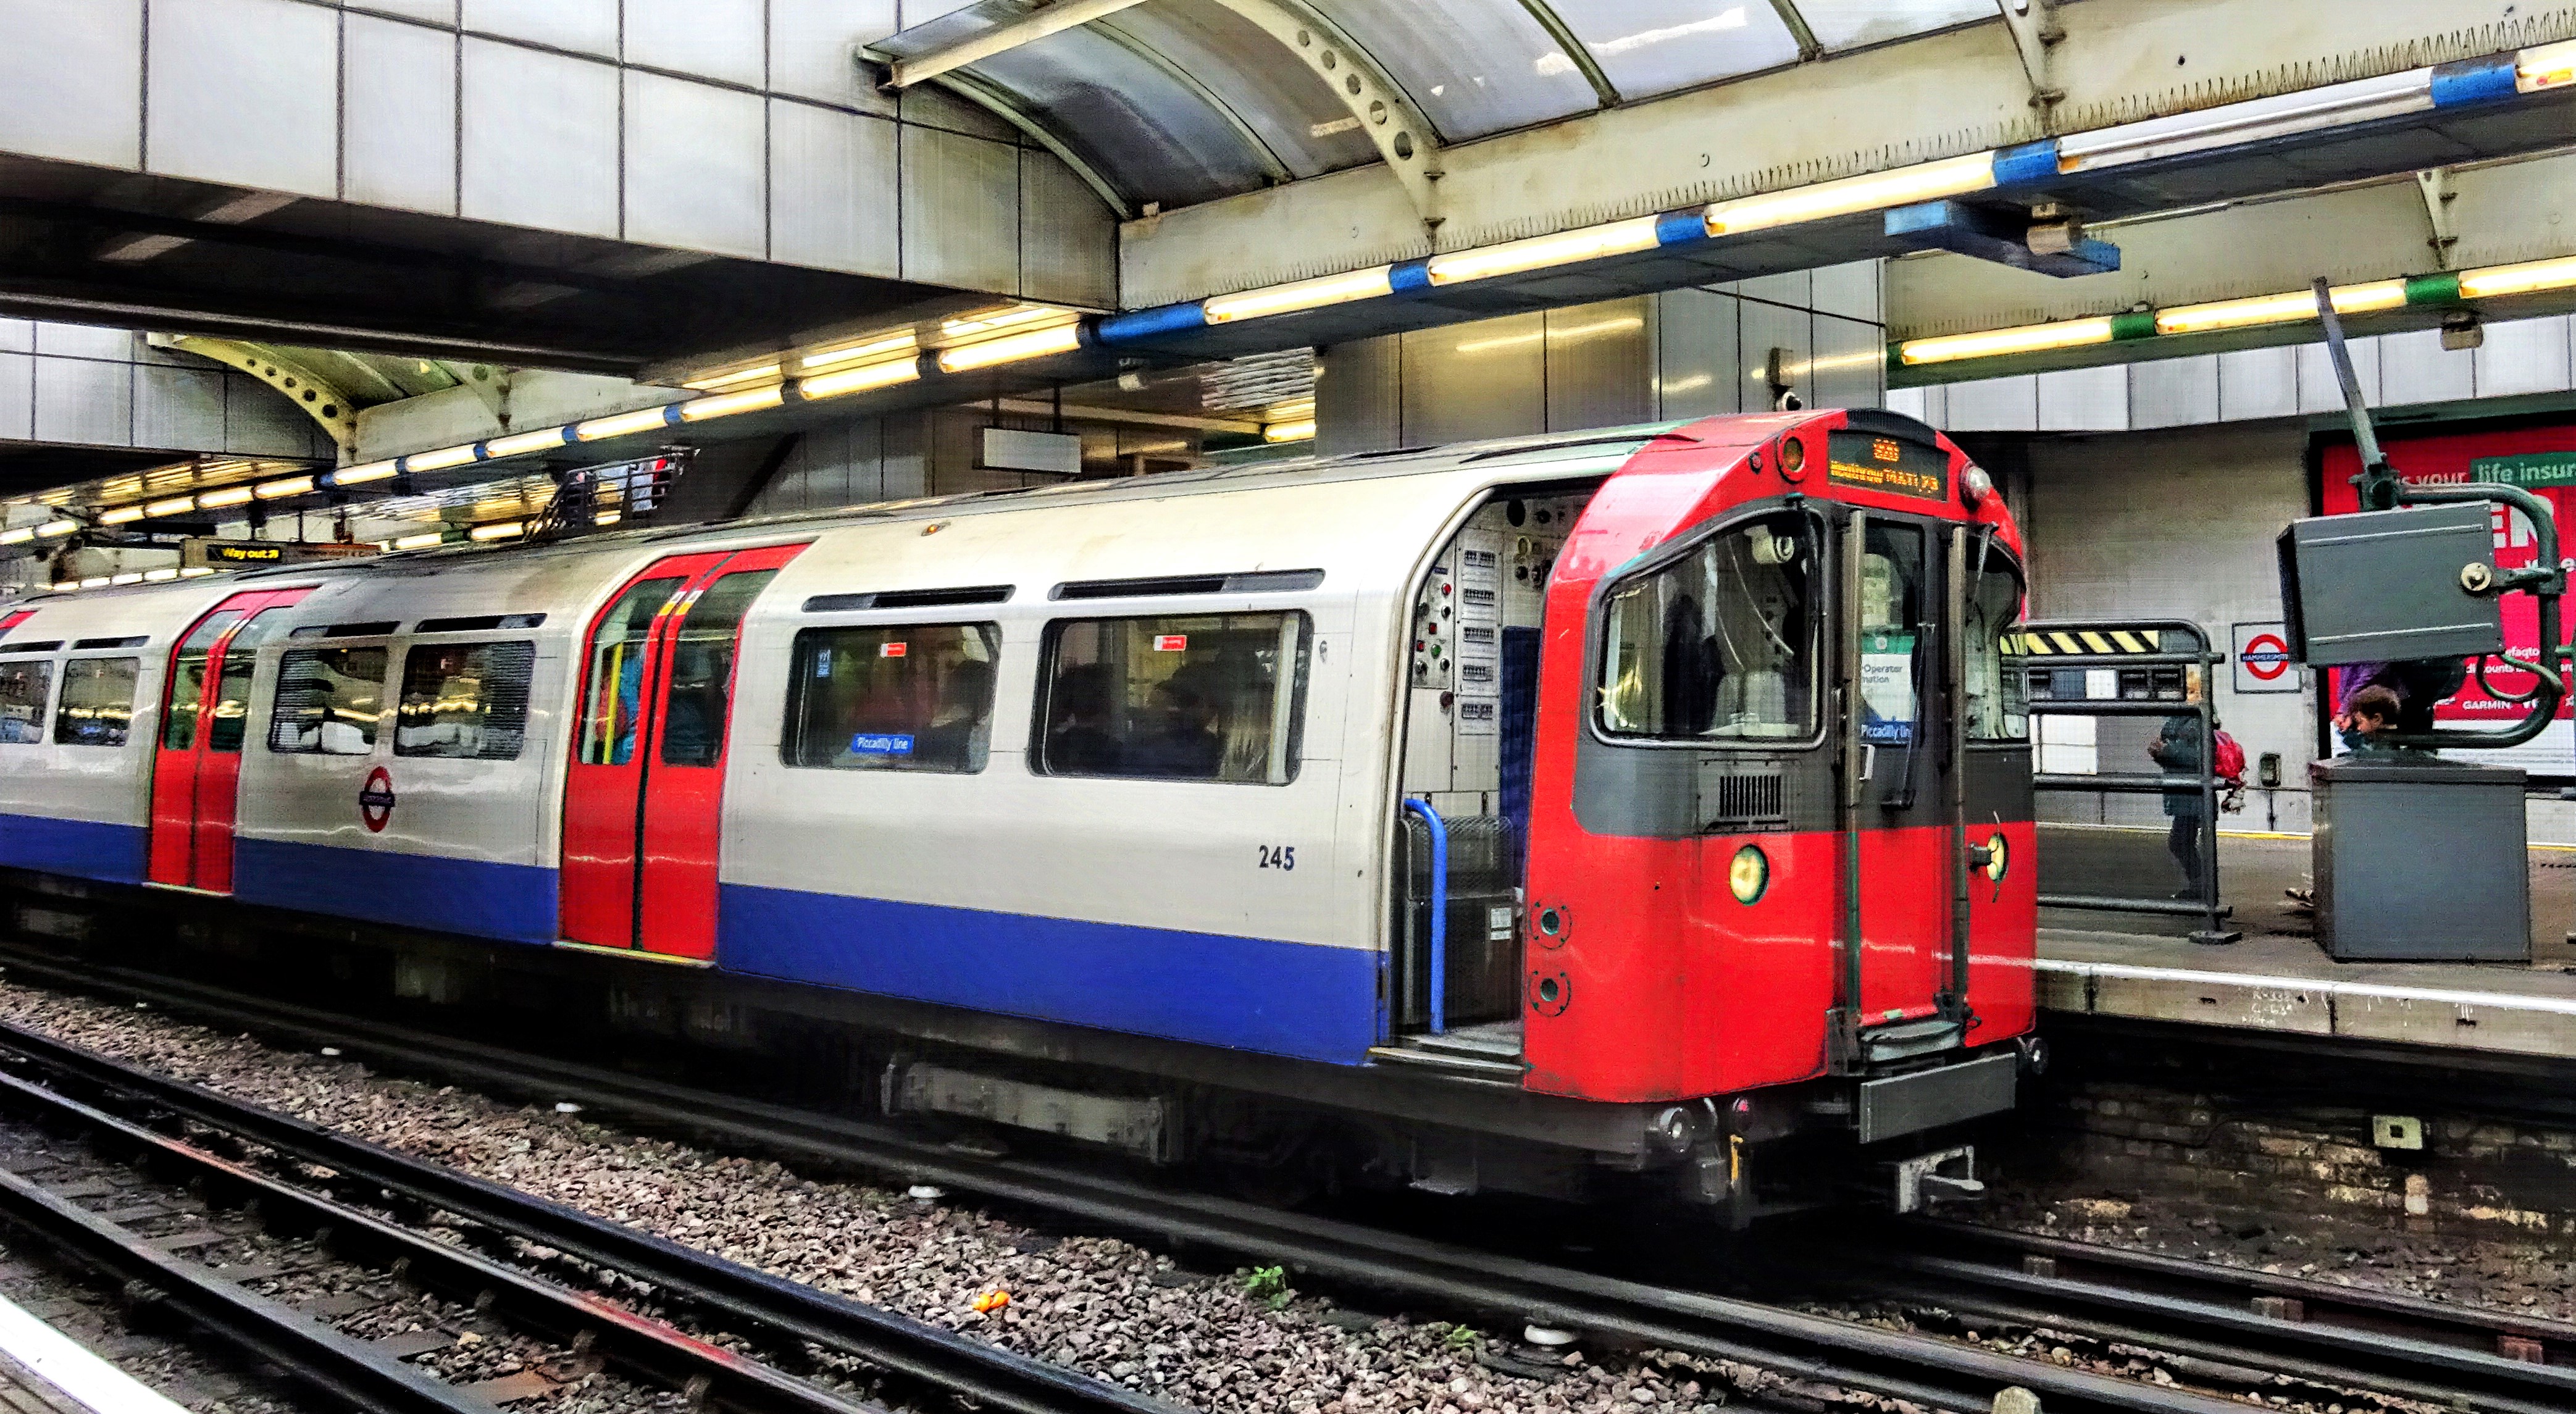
(2015, 619, 2241, 945)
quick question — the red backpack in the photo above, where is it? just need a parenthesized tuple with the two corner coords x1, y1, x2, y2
(2211, 729, 2247, 788)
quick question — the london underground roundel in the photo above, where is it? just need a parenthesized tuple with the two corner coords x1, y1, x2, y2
(359, 767, 397, 832)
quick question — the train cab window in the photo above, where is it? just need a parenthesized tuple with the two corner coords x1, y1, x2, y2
(396, 641, 535, 760)
(0, 659, 50, 744)
(54, 658, 138, 747)
(1035, 612, 1310, 784)
(1599, 512, 1818, 742)
(1965, 553, 2030, 742)
(661, 569, 780, 768)
(782, 624, 1000, 774)
(269, 646, 389, 755)
(1858, 522, 1929, 747)
(206, 616, 291, 753)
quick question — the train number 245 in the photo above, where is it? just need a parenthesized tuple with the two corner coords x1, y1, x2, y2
(1258, 845, 1297, 871)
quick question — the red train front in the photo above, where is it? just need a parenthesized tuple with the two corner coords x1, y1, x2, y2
(1520, 408, 2036, 1215)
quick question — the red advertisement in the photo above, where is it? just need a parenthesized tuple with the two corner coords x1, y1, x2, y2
(2320, 423, 2576, 772)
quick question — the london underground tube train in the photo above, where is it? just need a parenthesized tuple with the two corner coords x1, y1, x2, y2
(0, 409, 2034, 1219)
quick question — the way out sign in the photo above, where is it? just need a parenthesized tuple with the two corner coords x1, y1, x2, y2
(2231, 621, 2299, 694)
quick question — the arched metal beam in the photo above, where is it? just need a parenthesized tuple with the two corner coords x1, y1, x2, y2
(927, 70, 1137, 220)
(1515, 1, 1622, 108)
(1206, 0, 1445, 225)
(147, 335, 359, 453)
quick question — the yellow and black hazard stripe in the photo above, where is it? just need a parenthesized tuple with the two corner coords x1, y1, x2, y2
(2006, 628, 2167, 656)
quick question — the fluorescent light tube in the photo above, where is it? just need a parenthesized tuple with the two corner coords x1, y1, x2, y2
(1204, 268, 1396, 322)
(1898, 317, 2115, 366)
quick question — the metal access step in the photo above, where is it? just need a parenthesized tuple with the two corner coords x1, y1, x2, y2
(1368, 1021, 1527, 1081)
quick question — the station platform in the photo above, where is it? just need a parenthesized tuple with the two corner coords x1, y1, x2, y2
(2036, 829, 2576, 1066)
(0, 1287, 185, 1414)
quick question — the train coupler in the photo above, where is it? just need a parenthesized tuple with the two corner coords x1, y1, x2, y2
(1891, 1145, 1983, 1214)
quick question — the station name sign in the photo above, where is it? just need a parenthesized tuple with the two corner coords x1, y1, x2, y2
(1825, 430, 1949, 501)
(182, 538, 382, 569)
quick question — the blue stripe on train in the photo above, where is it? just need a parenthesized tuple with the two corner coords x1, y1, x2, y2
(717, 883, 1382, 1065)
(232, 837, 559, 944)
(0, 813, 148, 885)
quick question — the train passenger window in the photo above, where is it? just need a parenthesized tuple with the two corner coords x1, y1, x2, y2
(661, 569, 780, 768)
(579, 577, 685, 766)
(206, 616, 291, 753)
(269, 647, 388, 755)
(1599, 512, 1818, 741)
(0, 659, 50, 744)
(396, 641, 535, 761)
(782, 624, 1000, 773)
(161, 610, 243, 750)
(1964, 554, 2030, 742)
(53, 659, 138, 747)
(1035, 613, 1310, 784)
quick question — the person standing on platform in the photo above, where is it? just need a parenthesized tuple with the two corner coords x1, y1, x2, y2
(2151, 708, 2207, 898)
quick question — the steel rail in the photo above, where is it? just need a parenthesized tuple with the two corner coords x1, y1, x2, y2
(0, 952, 2269, 1414)
(0, 1065, 886, 1414)
(0, 1016, 1179, 1414)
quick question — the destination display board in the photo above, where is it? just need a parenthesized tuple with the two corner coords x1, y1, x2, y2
(182, 538, 382, 569)
(1826, 430, 1949, 501)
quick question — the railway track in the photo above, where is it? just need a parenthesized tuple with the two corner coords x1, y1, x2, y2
(0, 996, 1181, 1412)
(4, 948, 2568, 1414)
(1830, 1219, 2576, 1414)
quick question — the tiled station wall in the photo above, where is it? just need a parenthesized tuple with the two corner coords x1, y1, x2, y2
(0, 320, 335, 461)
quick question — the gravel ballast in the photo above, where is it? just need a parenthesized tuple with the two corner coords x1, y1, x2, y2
(0, 982, 1746, 1414)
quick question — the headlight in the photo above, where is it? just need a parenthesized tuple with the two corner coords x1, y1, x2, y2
(1728, 843, 1770, 904)
(1984, 831, 2009, 882)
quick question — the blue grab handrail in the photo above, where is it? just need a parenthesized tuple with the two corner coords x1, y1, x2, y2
(1403, 798, 1449, 1035)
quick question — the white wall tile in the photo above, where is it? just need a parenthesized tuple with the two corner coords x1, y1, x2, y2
(2217, 346, 2297, 421)
(146, 0, 339, 198)
(624, 72, 765, 258)
(0, 0, 142, 168)
(627, 0, 764, 87)
(31, 324, 133, 360)
(225, 373, 319, 456)
(2037, 364, 2128, 431)
(0, 354, 30, 439)
(769, 0, 898, 112)
(2129, 354, 2218, 429)
(1738, 299, 1809, 411)
(34, 359, 130, 446)
(0, 322, 28, 354)
(2379, 328, 2477, 408)
(1018, 147, 1113, 307)
(1809, 261, 1882, 324)
(1945, 375, 2037, 431)
(1735, 269, 1812, 310)
(135, 365, 228, 452)
(1812, 313, 1884, 411)
(2473, 314, 2574, 398)
(460, 39, 620, 239)
(900, 125, 1017, 293)
(768, 101, 898, 277)
(355, 0, 458, 23)
(1654, 287, 1739, 420)
(345, 15, 458, 215)
(463, 0, 616, 57)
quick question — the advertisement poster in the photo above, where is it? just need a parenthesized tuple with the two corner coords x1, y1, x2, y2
(2320, 424, 2576, 777)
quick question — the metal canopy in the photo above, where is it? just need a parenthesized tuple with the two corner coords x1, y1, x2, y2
(872, 0, 2008, 214)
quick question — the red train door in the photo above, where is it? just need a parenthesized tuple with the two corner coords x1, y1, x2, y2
(1843, 512, 1954, 1029)
(561, 543, 805, 960)
(148, 588, 312, 892)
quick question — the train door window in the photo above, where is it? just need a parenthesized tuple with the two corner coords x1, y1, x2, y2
(1035, 612, 1310, 784)
(1963, 551, 2030, 742)
(659, 569, 780, 768)
(54, 659, 138, 747)
(396, 641, 536, 760)
(578, 576, 685, 766)
(205, 616, 291, 753)
(1859, 522, 1929, 746)
(268, 646, 389, 755)
(0, 659, 50, 744)
(783, 623, 1000, 773)
(1599, 512, 1818, 741)
(160, 611, 241, 750)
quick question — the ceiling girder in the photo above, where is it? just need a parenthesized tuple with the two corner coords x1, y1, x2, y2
(147, 335, 360, 453)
